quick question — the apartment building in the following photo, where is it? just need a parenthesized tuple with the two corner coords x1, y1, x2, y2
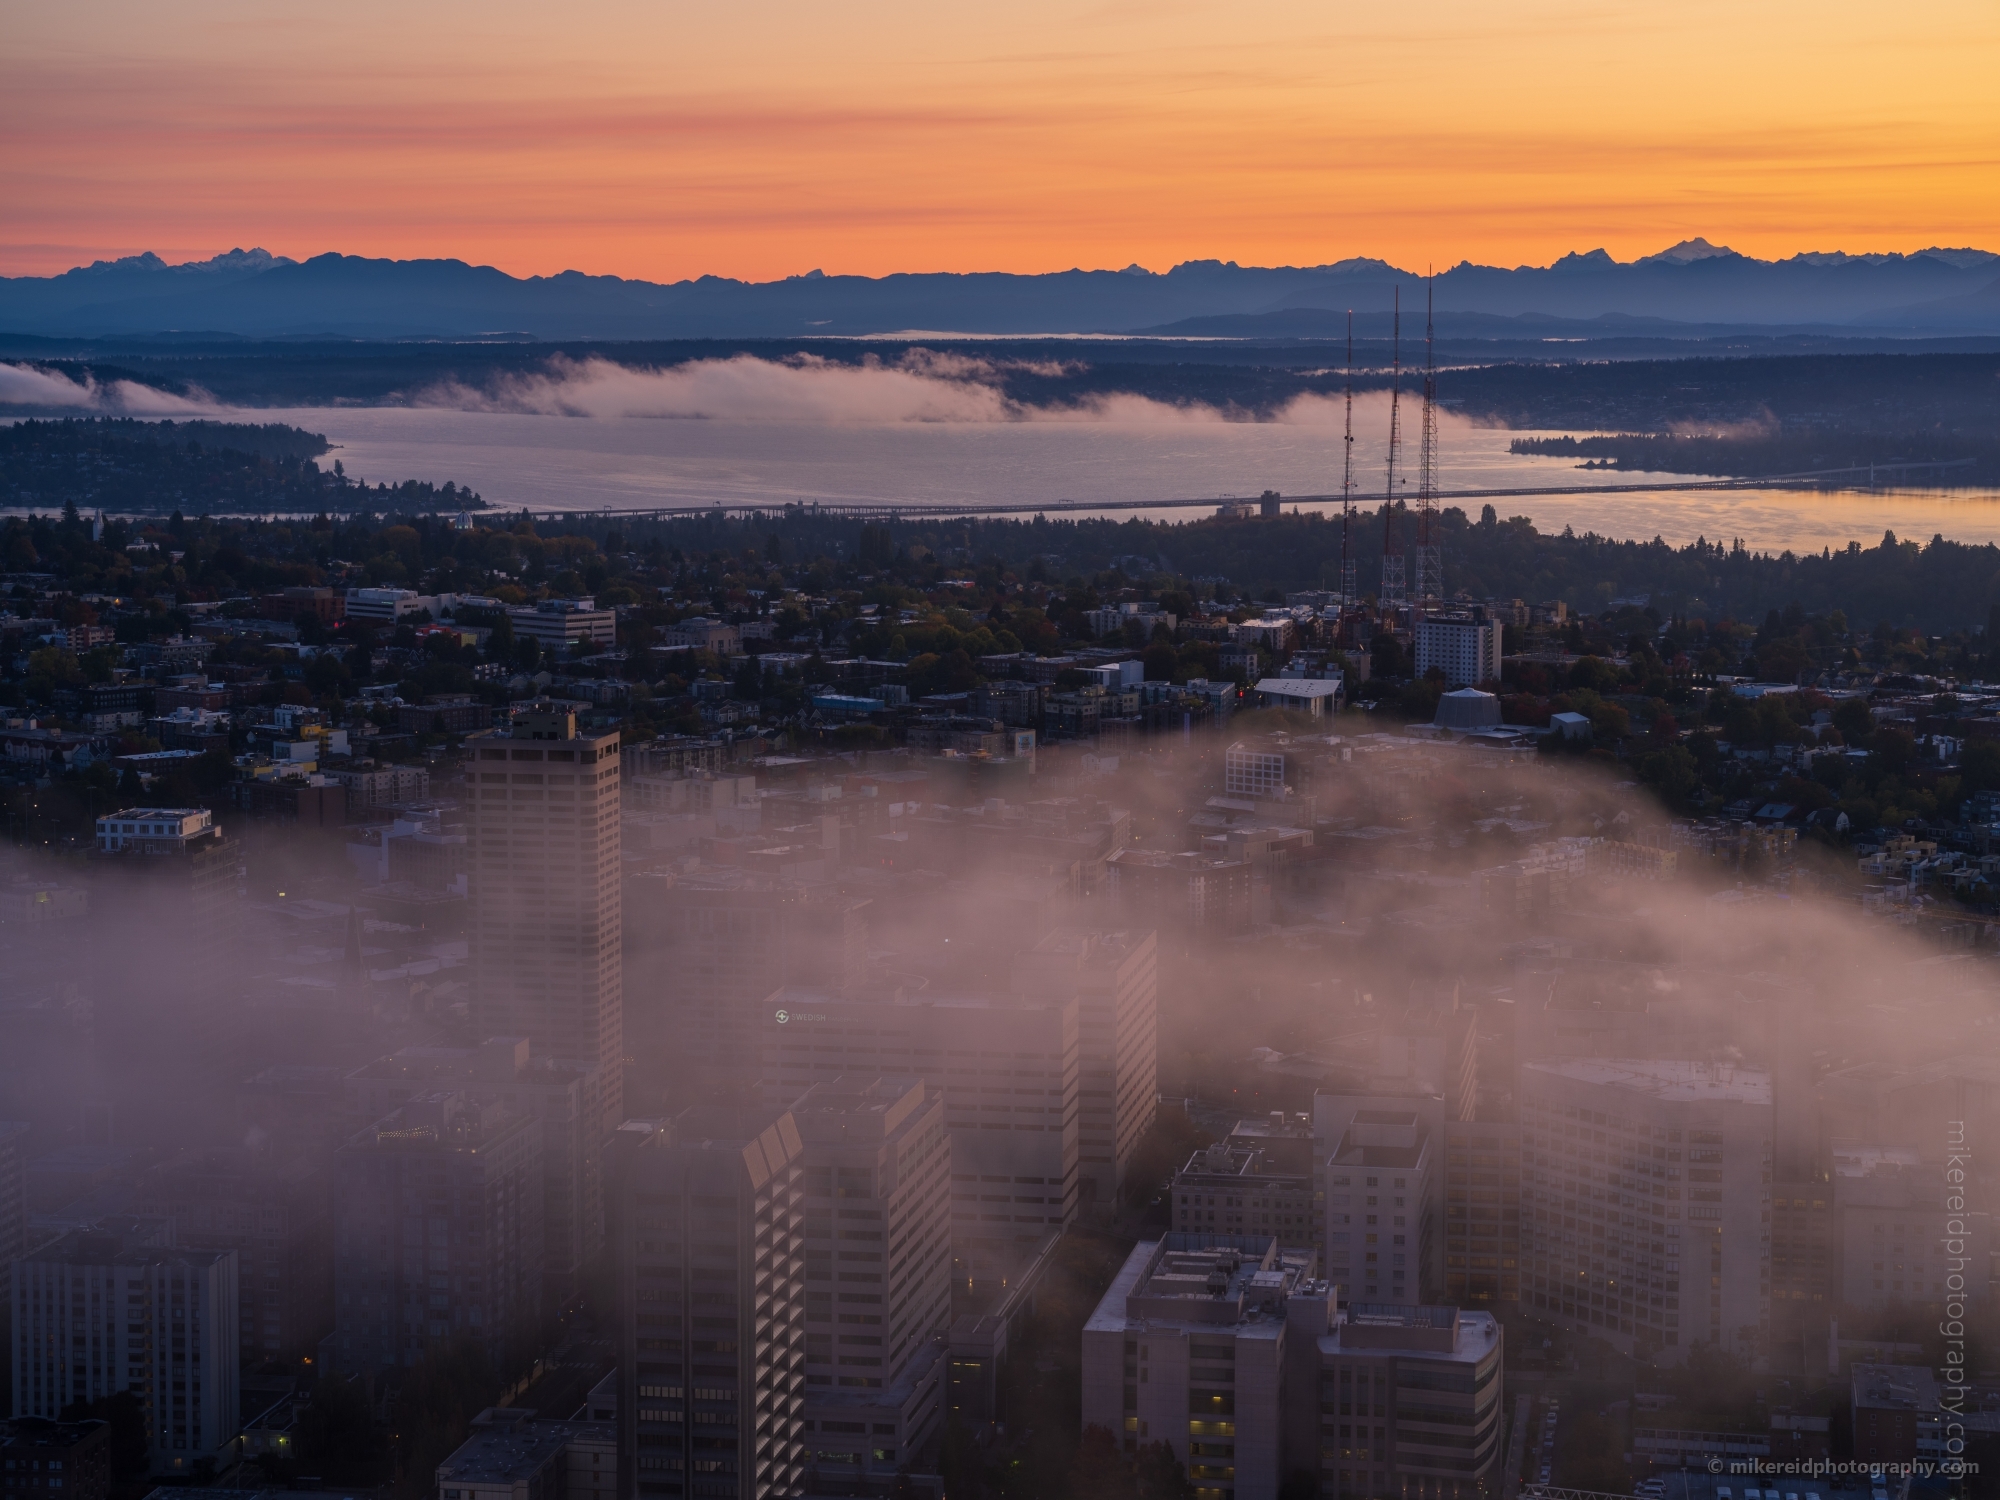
(1412, 615, 1502, 688)
(10, 1222, 238, 1477)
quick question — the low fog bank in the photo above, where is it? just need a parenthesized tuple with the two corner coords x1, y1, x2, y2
(0, 733, 1981, 1241)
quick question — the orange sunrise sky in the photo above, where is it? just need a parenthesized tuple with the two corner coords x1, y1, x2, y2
(4, 0, 1996, 281)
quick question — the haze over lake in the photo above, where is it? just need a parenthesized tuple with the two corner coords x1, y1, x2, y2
(271, 402, 2000, 556)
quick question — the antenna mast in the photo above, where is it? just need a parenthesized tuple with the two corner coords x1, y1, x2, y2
(1413, 272, 1441, 606)
(1339, 310, 1357, 611)
(1379, 286, 1406, 611)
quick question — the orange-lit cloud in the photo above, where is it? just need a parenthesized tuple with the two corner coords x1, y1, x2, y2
(3, 0, 1996, 279)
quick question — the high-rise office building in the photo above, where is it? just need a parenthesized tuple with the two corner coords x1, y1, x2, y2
(9, 1222, 238, 1478)
(746, 984, 1080, 1289)
(1518, 1058, 1773, 1365)
(790, 1078, 952, 1486)
(610, 1107, 808, 1500)
(621, 873, 868, 1111)
(468, 705, 623, 1134)
(345, 1038, 603, 1310)
(331, 1092, 544, 1376)
(1012, 931, 1158, 1210)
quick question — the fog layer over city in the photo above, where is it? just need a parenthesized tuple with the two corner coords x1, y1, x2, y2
(5, 706, 1995, 1492)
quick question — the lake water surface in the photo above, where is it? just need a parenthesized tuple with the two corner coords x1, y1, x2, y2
(257, 403, 2000, 555)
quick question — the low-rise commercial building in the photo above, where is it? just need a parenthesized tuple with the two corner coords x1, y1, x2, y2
(1251, 678, 1343, 718)
(1850, 1362, 1941, 1466)
(1172, 1143, 1319, 1252)
(510, 599, 618, 650)
(0, 1420, 111, 1500)
(435, 1408, 616, 1500)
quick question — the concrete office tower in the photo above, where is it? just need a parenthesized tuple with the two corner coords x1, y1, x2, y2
(10, 1223, 238, 1479)
(790, 1078, 952, 1486)
(346, 1038, 603, 1310)
(1013, 931, 1158, 1211)
(469, 705, 623, 1133)
(1081, 1236, 1324, 1494)
(1518, 1059, 1772, 1365)
(610, 1108, 808, 1500)
(135, 1148, 333, 1364)
(622, 874, 868, 1110)
(1324, 1111, 1437, 1304)
(332, 1092, 544, 1376)
(1316, 1303, 1504, 1499)
(746, 985, 1080, 1289)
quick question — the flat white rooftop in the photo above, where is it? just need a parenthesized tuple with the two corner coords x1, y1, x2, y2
(1523, 1057, 1771, 1105)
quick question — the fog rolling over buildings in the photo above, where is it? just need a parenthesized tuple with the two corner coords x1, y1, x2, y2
(5, 665, 2000, 1498)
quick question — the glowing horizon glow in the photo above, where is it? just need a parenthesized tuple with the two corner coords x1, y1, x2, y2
(3, 0, 1996, 281)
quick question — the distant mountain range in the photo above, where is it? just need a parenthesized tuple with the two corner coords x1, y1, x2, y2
(3, 239, 1998, 340)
